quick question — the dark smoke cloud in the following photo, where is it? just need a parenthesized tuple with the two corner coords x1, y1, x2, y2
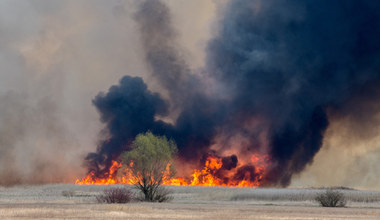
(291, 83, 380, 189)
(86, 0, 380, 186)
(207, 0, 380, 185)
(86, 0, 227, 175)
(134, 0, 226, 161)
(86, 0, 221, 177)
(85, 76, 170, 176)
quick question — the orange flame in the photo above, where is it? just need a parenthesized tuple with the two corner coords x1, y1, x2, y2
(76, 154, 270, 187)
(75, 160, 121, 185)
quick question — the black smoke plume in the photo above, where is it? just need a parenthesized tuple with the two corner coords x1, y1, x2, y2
(85, 0, 380, 185)
(85, 0, 225, 177)
(84, 76, 170, 177)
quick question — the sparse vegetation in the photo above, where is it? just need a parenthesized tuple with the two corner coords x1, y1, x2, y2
(145, 186, 172, 203)
(96, 187, 133, 203)
(315, 190, 346, 207)
(2, 185, 380, 219)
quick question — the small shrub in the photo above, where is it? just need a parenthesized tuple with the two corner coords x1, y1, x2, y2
(315, 190, 346, 207)
(96, 187, 133, 203)
(62, 190, 75, 197)
(153, 187, 173, 203)
(136, 186, 173, 203)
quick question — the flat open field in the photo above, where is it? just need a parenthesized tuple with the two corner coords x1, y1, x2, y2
(1, 184, 380, 219)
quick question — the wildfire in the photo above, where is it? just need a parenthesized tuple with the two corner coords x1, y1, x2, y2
(75, 160, 121, 185)
(76, 154, 270, 187)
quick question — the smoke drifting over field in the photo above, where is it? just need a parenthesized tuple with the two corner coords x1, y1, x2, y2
(0, 0, 215, 185)
(206, 0, 380, 185)
(85, 0, 380, 186)
(0, 0, 380, 187)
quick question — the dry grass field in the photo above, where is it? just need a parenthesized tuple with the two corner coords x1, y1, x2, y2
(1, 184, 380, 219)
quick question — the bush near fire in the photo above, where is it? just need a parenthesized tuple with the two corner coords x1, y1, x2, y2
(122, 132, 176, 202)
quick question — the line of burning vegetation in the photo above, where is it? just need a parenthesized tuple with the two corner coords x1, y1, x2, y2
(76, 153, 271, 187)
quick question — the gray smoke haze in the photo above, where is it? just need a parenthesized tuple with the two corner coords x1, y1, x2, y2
(0, 0, 217, 185)
(135, 0, 195, 110)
